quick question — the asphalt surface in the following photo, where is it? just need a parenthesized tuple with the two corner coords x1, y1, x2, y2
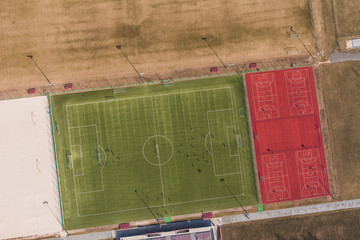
(330, 52, 360, 63)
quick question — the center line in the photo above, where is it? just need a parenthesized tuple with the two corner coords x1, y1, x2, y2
(151, 97, 166, 206)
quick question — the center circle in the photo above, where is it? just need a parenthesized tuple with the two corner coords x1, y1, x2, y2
(143, 135, 173, 166)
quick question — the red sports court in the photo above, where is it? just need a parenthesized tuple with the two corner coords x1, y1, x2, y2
(245, 66, 330, 204)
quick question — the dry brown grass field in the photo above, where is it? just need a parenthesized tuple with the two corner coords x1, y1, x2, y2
(334, 0, 360, 37)
(320, 61, 360, 200)
(221, 208, 360, 240)
(0, 0, 315, 93)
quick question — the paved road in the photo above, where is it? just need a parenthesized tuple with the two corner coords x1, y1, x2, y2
(222, 198, 360, 224)
(44, 199, 360, 240)
(330, 52, 360, 63)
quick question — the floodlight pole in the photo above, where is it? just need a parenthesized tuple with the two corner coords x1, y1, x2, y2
(43, 201, 69, 235)
(289, 27, 314, 60)
(115, 45, 143, 79)
(308, 166, 334, 200)
(201, 37, 227, 69)
(27, 55, 53, 87)
(134, 189, 160, 224)
(220, 178, 249, 219)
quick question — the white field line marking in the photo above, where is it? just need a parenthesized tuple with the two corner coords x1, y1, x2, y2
(66, 106, 81, 217)
(95, 125, 105, 192)
(49, 97, 66, 226)
(69, 124, 97, 129)
(70, 125, 104, 194)
(151, 97, 166, 206)
(76, 190, 104, 195)
(215, 172, 242, 177)
(77, 193, 246, 217)
(226, 126, 239, 157)
(71, 144, 84, 176)
(98, 144, 106, 191)
(66, 88, 247, 217)
(207, 109, 242, 176)
(204, 132, 213, 156)
(229, 88, 246, 195)
(206, 111, 217, 176)
(66, 87, 231, 108)
(66, 107, 105, 215)
(207, 108, 233, 113)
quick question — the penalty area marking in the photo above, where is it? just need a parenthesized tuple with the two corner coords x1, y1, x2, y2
(206, 109, 243, 178)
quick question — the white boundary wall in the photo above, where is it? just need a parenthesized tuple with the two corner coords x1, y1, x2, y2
(0, 96, 62, 239)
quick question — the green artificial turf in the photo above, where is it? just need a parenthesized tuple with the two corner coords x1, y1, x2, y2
(51, 75, 258, 229)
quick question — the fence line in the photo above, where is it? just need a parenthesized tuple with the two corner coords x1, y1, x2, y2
(0, 56, 312, 101)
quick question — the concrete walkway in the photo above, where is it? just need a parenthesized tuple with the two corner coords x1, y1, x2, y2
(222, 199, 360, 224)
(44, 230, 114, 240)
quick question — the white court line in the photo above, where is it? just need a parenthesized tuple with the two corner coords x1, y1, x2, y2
(151, 97, 166, 206)
(285, 69, 314, 116)
(262, 153, 291, 200)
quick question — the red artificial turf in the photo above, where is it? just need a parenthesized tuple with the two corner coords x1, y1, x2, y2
(245, 66, 330, 204)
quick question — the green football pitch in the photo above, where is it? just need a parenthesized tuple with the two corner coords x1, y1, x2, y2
(51, 75, 258, 229)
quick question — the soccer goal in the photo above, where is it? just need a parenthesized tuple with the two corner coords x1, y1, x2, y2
(162, 79, 174, 87)
(236, 134, 242, 147)
(67, 153, 73, 168)
(113, 87, 127, 94)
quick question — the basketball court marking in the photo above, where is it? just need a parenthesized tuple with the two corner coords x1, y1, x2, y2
(245, 67, 330, 204)
(296, 149, 326, 197)
(285, 69, 314, 116)
(261, 153, 291, 202)
(250, 73, 280, 120)
(65, 87, 247, 217)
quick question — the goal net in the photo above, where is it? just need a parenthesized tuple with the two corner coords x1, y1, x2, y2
(113, 87, 127, 94)
(162, 79, 174, 87)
